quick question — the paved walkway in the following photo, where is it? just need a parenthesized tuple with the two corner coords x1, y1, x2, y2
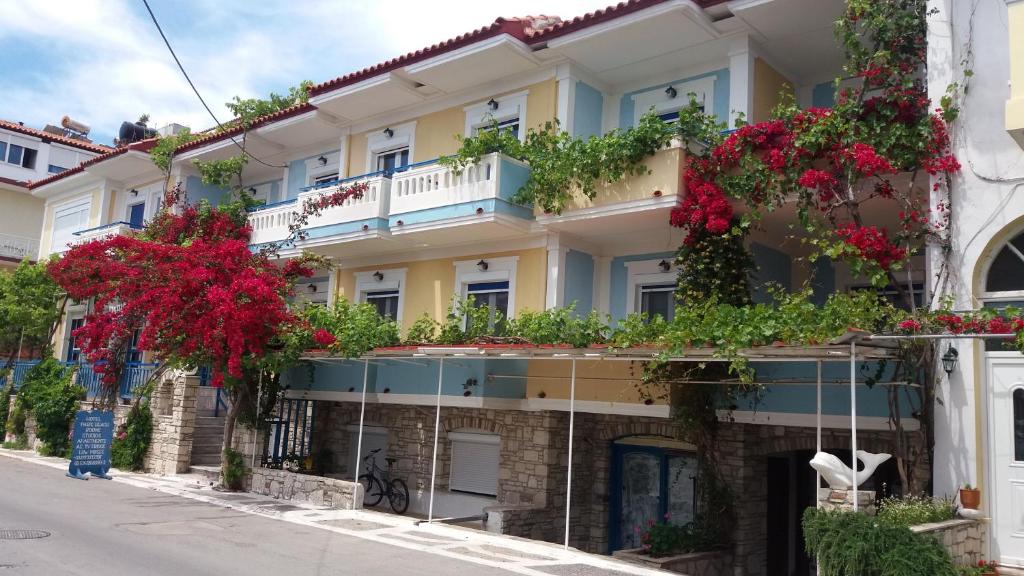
(0, 448, 668, 576)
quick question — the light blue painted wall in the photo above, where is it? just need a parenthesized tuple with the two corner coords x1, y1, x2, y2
(573, 81, 604, 139)
(609, 251, 675, 322)
(184, 176, 230, 206)
(286, 159, 307, 199)
(564, 249, 595, 314)
(498, 156, 532, 203)
(271, 181, 281, 202)
(811, 257, 836, 306)
(812, 82, 835, 108)
(750, 242, 791, 304)
(619, 68, 730, 129)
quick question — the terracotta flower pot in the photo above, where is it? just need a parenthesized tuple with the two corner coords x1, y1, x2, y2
(960, 488, 981, 509)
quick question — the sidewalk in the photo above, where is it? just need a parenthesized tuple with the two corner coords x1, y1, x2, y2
(0, 448, 671, 576)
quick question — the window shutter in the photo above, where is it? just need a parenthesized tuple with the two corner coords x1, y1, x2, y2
(449, 432, 499, 496)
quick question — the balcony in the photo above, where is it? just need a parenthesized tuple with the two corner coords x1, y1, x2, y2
(0, 232, 40, 262)
(247, 174, 391, 247)
(388, 153, 533, 235)
(72, 222, 141, 246)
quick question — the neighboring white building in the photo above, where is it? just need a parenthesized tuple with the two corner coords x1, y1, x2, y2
(930, 0, 1024, 567)
(0, 119, 109, 268)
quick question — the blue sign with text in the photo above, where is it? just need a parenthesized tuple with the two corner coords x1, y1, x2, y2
(67, 410, 113, 480)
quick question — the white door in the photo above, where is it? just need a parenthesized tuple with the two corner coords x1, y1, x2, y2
(989, 356, 1024, 566)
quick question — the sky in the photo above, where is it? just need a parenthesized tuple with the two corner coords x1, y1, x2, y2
(0, 0, 614, 146)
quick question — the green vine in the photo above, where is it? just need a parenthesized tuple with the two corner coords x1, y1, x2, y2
(439, 112, 677, 214)
(111, 401, 153, 471)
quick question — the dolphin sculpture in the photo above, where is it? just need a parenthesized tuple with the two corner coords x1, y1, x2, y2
(809, 450, 891, 489)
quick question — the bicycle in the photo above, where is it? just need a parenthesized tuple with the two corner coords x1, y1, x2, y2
(358, 448, 410, 514)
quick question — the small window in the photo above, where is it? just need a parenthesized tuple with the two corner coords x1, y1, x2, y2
(7, 144, 23, 166)
(1015, 389, 1024, 462)
(66, 318, 85, 363)
(125, 329, 142, 363)
(48, 165, 67, 174)
(468, 281, 509, 330)
(987, 233, 1024, 293)
(639, 283, 676, 322)
(365, 290, 399, 319)
(476, 117, 520, 139)
(375, 147, 409, 174)
(449, 431, 500, 496)
(21, 147, 37, 169)
(0, 142, 6, 161)
(312, 173, 337, 188)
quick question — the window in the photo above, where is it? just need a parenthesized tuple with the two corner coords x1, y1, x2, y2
(48, 165, 67, 174)
(986, 232, 1024, 294)
(365, 290, 399, 319)
(468, 281, 509, 329)
(0, 142, 5, 162)
(21, 147, 37, 169)
(632, 76, 715, 126)
(465, 92, 527, 143)
(7, 144, 23, 166)
(5, 144, 36, 169)
(125, 329, 142, 363)
(640, 283, 676, 321)
(375, 147, 409, 174)
(51, 198, 91, 253)
(128, 203, 146, 229)
(66, 318, 85, 363)
(312, 173, 338, 187)
(476, 117, 520, 139)
(1015, 389, 1024, 462)
(449, 431, 500, 496)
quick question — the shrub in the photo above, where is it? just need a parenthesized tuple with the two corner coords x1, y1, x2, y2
(222, 447, 245, 490)
(17, 358, 83, 457)
(878, 495, 957, 527)
(802, 508, 958, 576)
(638, 518, 721, 557)
(111, 402, 153, 471)
(0, 377, 12, 433)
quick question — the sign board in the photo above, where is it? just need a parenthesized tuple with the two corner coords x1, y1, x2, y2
(67, 410, 113, 480)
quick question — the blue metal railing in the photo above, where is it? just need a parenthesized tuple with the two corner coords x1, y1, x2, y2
(1, 360, 156, 400)
(294, 157, 444, 194)
(72, 221, 144, 236)
(0, 360, 41, 390)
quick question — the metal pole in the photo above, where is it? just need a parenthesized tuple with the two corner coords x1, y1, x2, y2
(564, 358, 577, 549)
(352, 359, 369, 510)
(816, 360, 822, 499)
(428, 357, 444, 523)
(850, 342, 858, 511)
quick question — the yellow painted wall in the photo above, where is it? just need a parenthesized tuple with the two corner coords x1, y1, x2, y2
(413, 106, 465, 162)
(346, 132, 368, 179)
(544, 146, 684, 214)
(336, 248, 547, 332)
(1007, 3, 1024, 139)
(752, 58, 793, 123)
(526, 360, 669, 405)
(525, 77, 557, 132)
(0, 188, 44, 241)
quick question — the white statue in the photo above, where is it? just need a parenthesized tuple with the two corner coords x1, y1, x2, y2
(809, 450, 891, 489)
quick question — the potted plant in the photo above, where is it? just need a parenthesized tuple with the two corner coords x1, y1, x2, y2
(960, 483, 981, 510)
(960, 560, 999, 576)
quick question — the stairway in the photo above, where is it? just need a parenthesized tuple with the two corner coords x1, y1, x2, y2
(189, 415, 225, 468)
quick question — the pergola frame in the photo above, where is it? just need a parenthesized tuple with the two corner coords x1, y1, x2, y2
(298, 335, 909, 548)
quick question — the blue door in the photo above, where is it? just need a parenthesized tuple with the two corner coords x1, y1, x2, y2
(608, 440, 699, 551)
(128, 203, 145, 228)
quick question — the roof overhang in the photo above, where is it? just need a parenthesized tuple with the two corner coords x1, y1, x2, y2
(310, 72, 430, 123)
(84, 150, 159, 183)
(402, 35, 541, 94)
(255, 109, 348, 147)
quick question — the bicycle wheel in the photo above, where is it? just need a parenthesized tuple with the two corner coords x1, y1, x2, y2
(388, 478, 410, 514)
(359, 474, 384, 507)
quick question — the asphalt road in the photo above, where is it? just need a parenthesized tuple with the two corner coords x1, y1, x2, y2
(0, 457, 515, 575)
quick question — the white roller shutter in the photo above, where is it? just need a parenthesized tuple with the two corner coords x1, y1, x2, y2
(51, 198, 91, 253)
(449, 431, 500, 496)
(48, 147, 78, 170)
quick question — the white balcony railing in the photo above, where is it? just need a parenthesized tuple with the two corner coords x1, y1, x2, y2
(390, 153, 520, 217)
(247, 174, 391, 246)
(0, 233, 40, 262)
(72, 222, 139, 246)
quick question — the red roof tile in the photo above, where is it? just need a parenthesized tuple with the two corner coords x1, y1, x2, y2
(27, 138, 158, 190)
(0, 176, 29, 189)
(0, 119, 113, 155)
(522, 0, 726, 43)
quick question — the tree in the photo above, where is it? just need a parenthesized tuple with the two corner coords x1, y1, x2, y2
(0, 260, 64, 369)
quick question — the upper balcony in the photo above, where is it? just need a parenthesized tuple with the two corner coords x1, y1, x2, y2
(246, 153, 532, 255)
(71, 221, 141, 246)
(0, 232, 40, 263)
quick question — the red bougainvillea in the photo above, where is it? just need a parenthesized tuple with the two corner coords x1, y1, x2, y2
(47, 183, 364, 395)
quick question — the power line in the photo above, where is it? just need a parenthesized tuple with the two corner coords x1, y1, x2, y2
(139, 0, 286, 169)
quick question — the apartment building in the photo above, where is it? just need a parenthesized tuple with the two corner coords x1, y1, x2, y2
(0, 119, 109, 269)
(27, 0, 921, 573)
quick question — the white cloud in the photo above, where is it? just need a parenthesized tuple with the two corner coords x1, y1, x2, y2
(0, 0, 613, 145)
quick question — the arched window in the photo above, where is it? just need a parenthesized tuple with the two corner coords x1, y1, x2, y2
(986, 232, 1024, 293)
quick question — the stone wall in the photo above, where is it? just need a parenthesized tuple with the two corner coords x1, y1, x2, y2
(249, 467, 363, 509)
(143, 371, 198, 475)
(911, 519, 986, 567)
(612, 549, 733, 576)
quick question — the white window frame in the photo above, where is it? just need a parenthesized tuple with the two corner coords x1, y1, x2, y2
(355, 268, 407, 325)
(625, 259, 678, 315)
(305, 150, 341, 187)
(631, 76, 715, 126)
(464, 91, 528, 143)
(448, 430, 500, 497)
(454, 257, 517, 319)
(365, 121, 416, 174)
(51, 196, 92, 254)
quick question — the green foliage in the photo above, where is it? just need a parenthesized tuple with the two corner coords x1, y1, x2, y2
(0, 378, 11, 434)
(803, 508, 958, 576)
(438, 296, 500, 344)
(0, 260, 63, 361)
(225, 81, 312, 128)
(193, 156, 248, 189)
(877, 495, 957, 526)
(301, 299, 401, 357)
(404, 313, 439, 344)
(675, 222, 753, 307)
(440, 113, 676, 214)
(610, 313, 670, 349)
(506, 304, 608, 348)
(151, 128, 196, 173)
(5, 395, 26, 438)
(639, 519, 723, 557)
(111, 402, 153, 471)
(17, 358, 84, 457)
(2, 437, 27, 450)
(222, 447, 245, 490)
